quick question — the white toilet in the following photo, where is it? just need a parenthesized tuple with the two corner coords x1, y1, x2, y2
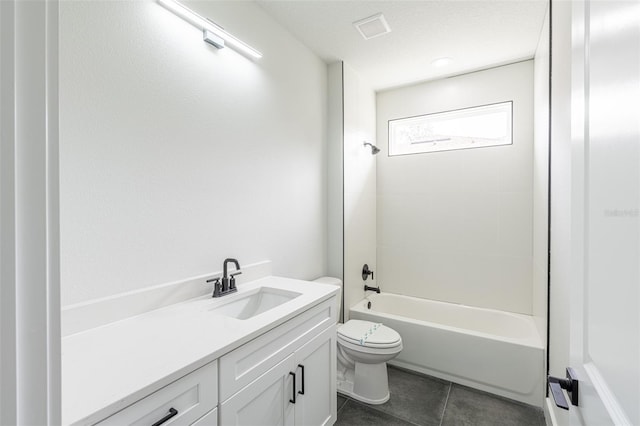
(313, 277, 403, 405)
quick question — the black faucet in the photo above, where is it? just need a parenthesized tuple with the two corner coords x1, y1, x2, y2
(364, 284, 381, 293)
(207, 258, 242, 298)
(222, 258, 241, 293)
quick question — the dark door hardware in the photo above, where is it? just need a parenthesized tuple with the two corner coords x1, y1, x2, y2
(151, 407, 178, 426)
(298, 364, 305, 395)
(362, 264, 374, 280)
(289, 371, 297, 403)
(548, 367, 579, 410)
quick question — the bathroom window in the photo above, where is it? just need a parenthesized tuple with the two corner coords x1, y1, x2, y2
(388, 101, 513, 156)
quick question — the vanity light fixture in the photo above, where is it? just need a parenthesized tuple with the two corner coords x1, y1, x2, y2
(203, 30, 224, 49)
(157, 0, 262, 59)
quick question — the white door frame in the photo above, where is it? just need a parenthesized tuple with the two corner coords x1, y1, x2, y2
(548, 0, 639, 424)
(0, 1, 60, 424)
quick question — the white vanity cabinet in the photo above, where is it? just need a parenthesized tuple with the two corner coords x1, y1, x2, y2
(219, 297, 337, 426)
(64, 278, 339, 426)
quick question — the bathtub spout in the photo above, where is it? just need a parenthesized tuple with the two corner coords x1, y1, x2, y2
(364, 285, 380, 293)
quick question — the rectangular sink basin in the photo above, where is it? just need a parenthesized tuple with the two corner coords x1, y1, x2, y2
(209, 287, 302, 320)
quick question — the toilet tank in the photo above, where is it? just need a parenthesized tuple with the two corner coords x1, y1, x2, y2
(313, 276, 342, 319)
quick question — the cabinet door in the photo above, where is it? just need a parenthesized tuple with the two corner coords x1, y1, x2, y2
(220, 354, 296, 426)
(294, 325, 336, 426)
(191, 408, 217, 426)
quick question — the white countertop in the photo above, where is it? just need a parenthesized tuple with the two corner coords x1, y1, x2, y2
(62, 276, 338, 425)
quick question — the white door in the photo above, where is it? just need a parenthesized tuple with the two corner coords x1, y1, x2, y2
(568, 0, 640, 424)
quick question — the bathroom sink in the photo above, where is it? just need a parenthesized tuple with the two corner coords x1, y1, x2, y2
(208, 287, 302, 320)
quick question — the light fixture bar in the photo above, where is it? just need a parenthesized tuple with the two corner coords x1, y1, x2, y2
(158, 0, 262, 59)
(203, 30, 225, 49)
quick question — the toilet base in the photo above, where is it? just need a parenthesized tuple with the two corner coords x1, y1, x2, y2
(337, 382, 390, 405)
(337, 361, 391, 405)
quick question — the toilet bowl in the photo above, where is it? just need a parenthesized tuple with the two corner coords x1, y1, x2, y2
(336, 319, 403, 404)
(313, 277, 403, 405)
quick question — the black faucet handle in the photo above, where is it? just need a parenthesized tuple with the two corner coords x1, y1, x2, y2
(207, 277, 222, 298)
(229, 271, 242, 290)
(362, 264, 374, 280)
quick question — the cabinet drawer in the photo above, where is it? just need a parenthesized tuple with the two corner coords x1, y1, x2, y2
(220, 297, 335, 401)
(96, 361, 217, 426)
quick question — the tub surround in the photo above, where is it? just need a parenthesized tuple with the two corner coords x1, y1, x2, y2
(376, 61, 534, 315)
(62, 276, 338, 425)
(350, 293, 544, 407)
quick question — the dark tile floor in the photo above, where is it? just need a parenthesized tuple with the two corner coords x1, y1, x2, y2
(336, 366, 545, 426)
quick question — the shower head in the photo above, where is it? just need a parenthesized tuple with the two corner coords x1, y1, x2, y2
(363, 142, 381, 155)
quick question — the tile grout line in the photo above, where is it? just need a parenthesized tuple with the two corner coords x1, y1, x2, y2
(438, 383, 453, 426)
(341, 395, 424, 426)
(337, 397, 349, 416)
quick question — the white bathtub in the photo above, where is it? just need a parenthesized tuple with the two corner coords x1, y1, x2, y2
(349, 293, 545, 407)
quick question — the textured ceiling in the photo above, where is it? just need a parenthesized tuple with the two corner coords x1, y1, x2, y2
(257, 0, 548, 91)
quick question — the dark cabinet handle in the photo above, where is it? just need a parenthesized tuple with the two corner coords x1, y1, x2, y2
(289, 371, 297, 404)
(298, 364, 305, 395)
(151, 408, 178, 426)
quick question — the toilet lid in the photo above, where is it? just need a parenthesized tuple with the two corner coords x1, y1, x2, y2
(338, 320, 401, 348)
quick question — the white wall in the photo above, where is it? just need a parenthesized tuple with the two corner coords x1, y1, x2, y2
(342, 64, 377, 317)
(533, 6, 550, 346)
(327, 62, 343, 283)
(376, 61, 534, 314)
(60, 1, 328, 306)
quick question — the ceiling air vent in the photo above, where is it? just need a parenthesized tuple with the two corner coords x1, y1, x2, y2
(353, 13, 391, 40)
